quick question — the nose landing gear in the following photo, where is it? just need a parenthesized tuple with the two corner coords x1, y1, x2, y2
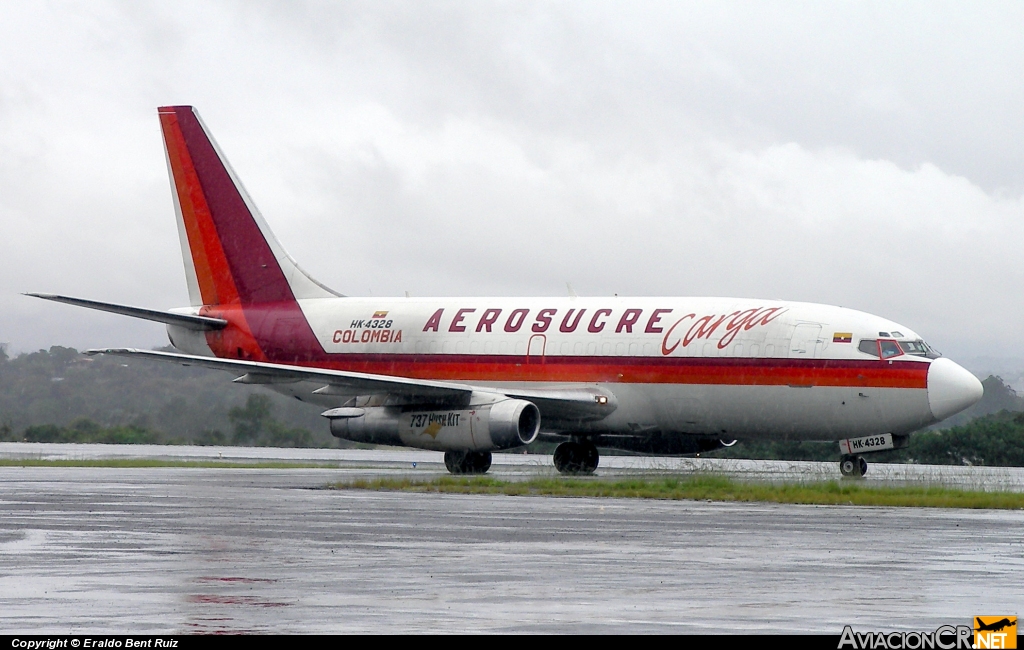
(553, 440, 600, 475)
(839, 454, 868, 478)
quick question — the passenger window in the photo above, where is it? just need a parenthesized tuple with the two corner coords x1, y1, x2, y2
(858, 339, 878, 357)
(879, 340, 903, 359)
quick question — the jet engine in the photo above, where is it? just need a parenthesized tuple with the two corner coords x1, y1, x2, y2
(324, 399, 541, 452)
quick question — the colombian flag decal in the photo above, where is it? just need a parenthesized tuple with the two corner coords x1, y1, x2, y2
(833, 332, 853, 343)
(372, 311, 389, 319)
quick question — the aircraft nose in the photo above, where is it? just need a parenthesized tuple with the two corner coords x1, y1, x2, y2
(927, 358, 983, 421)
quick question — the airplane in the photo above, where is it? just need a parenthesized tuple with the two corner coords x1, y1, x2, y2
(975, 618, 1015, 633)
(29, 105, 984, 477)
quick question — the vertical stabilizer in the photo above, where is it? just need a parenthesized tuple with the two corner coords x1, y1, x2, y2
(158, 106, 341, 307)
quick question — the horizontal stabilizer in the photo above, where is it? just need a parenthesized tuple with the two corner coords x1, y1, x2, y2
(26, 294, 227, 331)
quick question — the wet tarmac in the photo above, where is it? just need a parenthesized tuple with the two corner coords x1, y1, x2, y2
(1, 445, 1023, 633)
(5, 441, 1024, 490)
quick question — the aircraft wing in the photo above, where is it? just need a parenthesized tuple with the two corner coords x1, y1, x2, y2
(86, 348, 474, 400)
(85, 348, 616, 421)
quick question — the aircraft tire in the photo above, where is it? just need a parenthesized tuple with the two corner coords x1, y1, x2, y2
(840, 455, 856, 477)
(553, 441, 599, 475)
(470, 451, 492, 474)
(840, 454, 867, 478)
(580, 441, 599, 474)
(444, 451, 460, 473)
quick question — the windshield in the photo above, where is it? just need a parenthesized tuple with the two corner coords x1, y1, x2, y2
(900, 339, 941, 358)
(857, 338, 941, 359)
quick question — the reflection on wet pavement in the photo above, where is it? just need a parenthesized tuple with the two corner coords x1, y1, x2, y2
(0, 445, 1022, 633)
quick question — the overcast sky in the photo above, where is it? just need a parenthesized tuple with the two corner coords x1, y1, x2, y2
(2, 1, 1023, 367)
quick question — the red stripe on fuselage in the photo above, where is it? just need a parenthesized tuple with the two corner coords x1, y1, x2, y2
(272, 353, 929, 389)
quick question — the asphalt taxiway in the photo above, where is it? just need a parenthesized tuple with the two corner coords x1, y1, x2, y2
(5, 441, 1024, 490)
(1, 444, 1022, 633)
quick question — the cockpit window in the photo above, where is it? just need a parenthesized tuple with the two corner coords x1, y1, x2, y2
(858, 338, 941, 359)
(879, 340, 903, 359)
(899, 339, 941, 359)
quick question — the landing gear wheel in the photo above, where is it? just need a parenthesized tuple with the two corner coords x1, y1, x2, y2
(553, 441, 600, 475)
(444, 451, 492, 475)
(840, 454, 867, 478)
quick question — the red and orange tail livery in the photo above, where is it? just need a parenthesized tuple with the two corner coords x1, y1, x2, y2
(158, 106, 343, 361)
(158, 105, 339, 308)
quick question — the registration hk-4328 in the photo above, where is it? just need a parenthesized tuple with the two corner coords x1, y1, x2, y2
(839, 433, 894, 455)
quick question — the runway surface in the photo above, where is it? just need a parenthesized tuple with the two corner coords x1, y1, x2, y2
(4, 441, 1024, 490)
(1, 444, 1023, 633)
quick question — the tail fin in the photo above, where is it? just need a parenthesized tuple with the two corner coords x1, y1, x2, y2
(158, 105, 341, 307)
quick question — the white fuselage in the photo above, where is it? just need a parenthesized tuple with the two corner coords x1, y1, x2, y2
(168, 296, 980, 442)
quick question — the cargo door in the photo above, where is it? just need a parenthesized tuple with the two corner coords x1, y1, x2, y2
(789, 324, 823, 358)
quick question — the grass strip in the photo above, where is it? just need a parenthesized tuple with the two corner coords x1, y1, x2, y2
(0, 458, 333, 469)
(333, 475, 1024, 509)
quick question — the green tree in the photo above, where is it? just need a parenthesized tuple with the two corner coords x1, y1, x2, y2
(228, 394, 273, 444)
(267, 421, 314, 447)
(23, 424, 65, 443)
(0, 346, 339, 447)
(195, 430, 227, 446)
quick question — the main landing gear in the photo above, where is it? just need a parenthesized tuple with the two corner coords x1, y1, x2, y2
(553, 440, 599, 475)
(840, 454, 868, 478)
(444, 450, 492, 474)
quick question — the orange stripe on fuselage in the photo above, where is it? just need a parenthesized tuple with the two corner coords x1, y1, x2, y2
(287, 355, 929, 389)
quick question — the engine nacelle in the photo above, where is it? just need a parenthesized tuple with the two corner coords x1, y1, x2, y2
(325, 399, 541, 452)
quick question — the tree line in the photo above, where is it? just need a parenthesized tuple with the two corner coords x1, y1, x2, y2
(0, 346, 338, 447)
